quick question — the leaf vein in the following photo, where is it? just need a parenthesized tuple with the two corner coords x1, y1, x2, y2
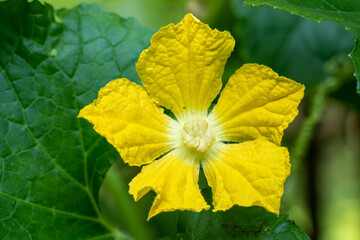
(0, 191, 101, 222)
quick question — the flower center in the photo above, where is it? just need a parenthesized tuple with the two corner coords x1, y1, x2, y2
(182, 119, 216, 152)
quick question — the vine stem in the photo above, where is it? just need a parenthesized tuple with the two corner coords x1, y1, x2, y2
(291, 53, 354, 170)
(291, 77, 338, 171)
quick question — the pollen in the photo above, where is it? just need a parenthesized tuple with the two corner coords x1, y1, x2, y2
(182, 119, 216, 152)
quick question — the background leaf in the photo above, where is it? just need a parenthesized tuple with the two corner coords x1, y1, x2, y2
(170, 206, 309, 240)
(230, 0, 354, 89)
(244, 0, 360, 93)
(0, 0, 153, 238)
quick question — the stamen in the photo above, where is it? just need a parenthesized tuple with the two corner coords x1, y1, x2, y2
(182, 119, 215, 152)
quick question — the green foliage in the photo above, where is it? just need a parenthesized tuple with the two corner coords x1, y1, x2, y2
(0, 0, 153, 238)
(169, 207, 310, 240)
(232, 0, 354, 89)
(245, 0, 360, 93)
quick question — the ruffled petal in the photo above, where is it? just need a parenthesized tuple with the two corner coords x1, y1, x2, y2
(78, 78, 175, 166)
(129, 149, 210, 220)
(209, 64, 304, 145)
(202, 139, 290, 214)
(136, 13, 235, 121)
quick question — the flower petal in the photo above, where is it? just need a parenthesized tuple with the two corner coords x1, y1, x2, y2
(209, 64, 304, 145)
(78, 78, 175, 166)
(136, 13, 235, 120)
(202, 139, 290, 214)
(129, 149, 210, 220)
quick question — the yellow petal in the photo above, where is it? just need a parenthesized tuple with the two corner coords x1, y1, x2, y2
(136, 13, 235, 121)
(202, 139, 290, 214)
(129, 150, 210, 220)
(209, 64, 304, 145)
(78, 78, 175, 166)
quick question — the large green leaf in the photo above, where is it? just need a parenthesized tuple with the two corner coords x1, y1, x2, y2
(244, 0, 360, 93)
(169, 206, 309, 240)
(0, 0, 153, 238)
(232, 0, 354, 89)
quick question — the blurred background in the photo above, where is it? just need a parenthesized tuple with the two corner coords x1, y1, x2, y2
(44, 0, 360, 239)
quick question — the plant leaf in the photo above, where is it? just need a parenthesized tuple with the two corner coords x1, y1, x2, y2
(171, 206, 310, 240)
(244, 0, 360, 93)
(232, 0, 354, 89)
(0, 0, 153, 238)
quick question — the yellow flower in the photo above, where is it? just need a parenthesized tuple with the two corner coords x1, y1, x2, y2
(78, 13, 304, 220)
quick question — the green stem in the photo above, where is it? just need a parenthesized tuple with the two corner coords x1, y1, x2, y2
(94, 204, 133, 240)
(103, 165, 151, 240)
(291, 53, 354, 170)
(291, 77, 338, 171)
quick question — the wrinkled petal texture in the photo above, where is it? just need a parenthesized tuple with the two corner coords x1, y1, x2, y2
(78, 78, 174, 166)
(202, 139, 290, 214)
(129, 150, 210, 219)
(136, 13, 235, 120)
(209, 64, 305, 145)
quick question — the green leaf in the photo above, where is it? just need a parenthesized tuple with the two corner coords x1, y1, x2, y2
(232, 0, 354, 89)
(172, 206, 310, 240)
(0, 0, 153, 238)
(244, 0, 360, 93)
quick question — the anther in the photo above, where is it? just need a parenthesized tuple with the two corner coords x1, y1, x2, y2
(182, 119, 215, 152)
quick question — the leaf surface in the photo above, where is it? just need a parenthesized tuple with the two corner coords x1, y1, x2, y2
(0, 0, 153, 238)
(172, 206, 310, 240)
(232, 0, 354, 89)
(245, 0, 360, 93)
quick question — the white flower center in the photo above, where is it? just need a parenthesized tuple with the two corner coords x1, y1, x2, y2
(182, 119, 215, 152)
